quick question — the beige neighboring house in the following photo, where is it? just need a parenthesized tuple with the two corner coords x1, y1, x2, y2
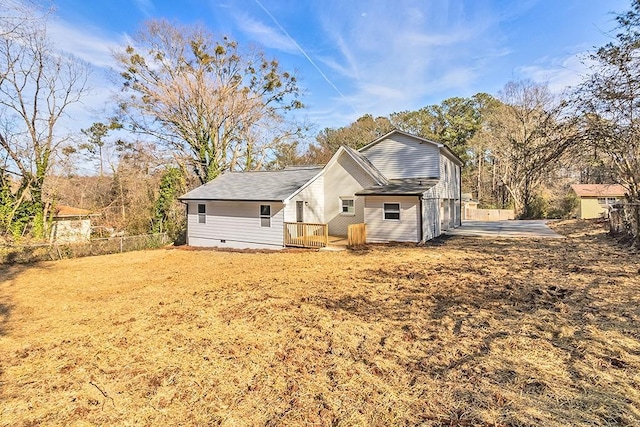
(571, 184, 627, 219)
(50, 205, 96, 243)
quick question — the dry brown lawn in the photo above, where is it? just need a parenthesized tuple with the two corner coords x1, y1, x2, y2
(1, 220, 639, 426)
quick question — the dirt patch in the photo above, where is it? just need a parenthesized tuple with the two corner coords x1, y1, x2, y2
(1, 220, 639, 426)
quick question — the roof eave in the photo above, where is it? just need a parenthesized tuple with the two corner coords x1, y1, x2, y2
(355, 191, 425, 196)
(178, 198, 285, 203)
(358, 129, 442, 152)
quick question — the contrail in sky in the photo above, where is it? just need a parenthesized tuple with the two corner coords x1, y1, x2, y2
(254, 0, 359, 115)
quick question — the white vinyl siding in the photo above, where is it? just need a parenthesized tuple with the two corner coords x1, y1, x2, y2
(422, 198, 440, 241)
(324, 151, 376, 236)
(360, 134, 440, 179)
(360, 132, 462, 235)
(285, 174, 324, 224)
(423, 154, 462, 231)
(186, 201, 285, 249)
(437, 155, 461, 199)
(365, 196, 420, 243)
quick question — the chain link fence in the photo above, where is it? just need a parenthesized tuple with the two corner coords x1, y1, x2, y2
(0, 233, 170, 264)
(609, 203, 640, 245)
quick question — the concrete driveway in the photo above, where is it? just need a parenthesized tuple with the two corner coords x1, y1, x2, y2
(445, 220, 565, 238)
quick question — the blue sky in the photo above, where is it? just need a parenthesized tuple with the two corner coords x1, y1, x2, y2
(47, 0, 630, 135)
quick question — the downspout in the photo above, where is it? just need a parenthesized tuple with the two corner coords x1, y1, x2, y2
(418, 194, 424, 244)
(180, 200, 188, 245)
(458, 164, 462, 227)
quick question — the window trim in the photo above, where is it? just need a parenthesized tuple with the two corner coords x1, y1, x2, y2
(260, 204, 271, 228)
(383, 202, 401, 221)
(598, 197, 619, 205)
(197, 203, 206, 224)
(340, 197, 355, 216)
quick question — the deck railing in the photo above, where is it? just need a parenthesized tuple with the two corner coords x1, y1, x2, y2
(284, 222, 328, 248)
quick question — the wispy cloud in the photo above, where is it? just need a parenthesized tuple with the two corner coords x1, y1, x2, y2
(316, 34, 359, 80)
(134, 0, 155, 17)
(311, 0, 497, 120)
(252, 0, 358, 114)
(48, 18, 123, 69)
(516, 53, 593, 94)
(234, 13, 298, 54)
(45, 17, 129, 128)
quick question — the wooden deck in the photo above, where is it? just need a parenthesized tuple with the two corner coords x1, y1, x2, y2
(284, 222, 328, 248)
(284, 223, 367, 249)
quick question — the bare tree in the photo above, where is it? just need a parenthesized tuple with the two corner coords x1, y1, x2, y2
(0, 2, 89, 237)
(113, 20, 305, 185)
(575, 0, 640, 242)
(486, 80, 576, 218)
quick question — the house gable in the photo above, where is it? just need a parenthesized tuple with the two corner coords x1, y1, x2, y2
(283, 146, 386, 203)
(359, 130, 442, 179)
(283, 146, 383, 236)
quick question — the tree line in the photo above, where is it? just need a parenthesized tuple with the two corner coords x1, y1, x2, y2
(1, 1, 640, 244)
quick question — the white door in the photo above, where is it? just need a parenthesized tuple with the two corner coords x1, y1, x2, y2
(296, 201, 304, 222)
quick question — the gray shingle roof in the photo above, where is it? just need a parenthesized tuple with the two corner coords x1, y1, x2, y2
(355, 179, 438, 196)
(179, 166, 322, 202)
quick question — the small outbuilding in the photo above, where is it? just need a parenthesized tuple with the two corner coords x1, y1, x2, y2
(50, 205, 96, 243)
(571, 184, 627, 219)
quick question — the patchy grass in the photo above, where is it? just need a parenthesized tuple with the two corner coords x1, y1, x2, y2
(1, 220, 639, 426)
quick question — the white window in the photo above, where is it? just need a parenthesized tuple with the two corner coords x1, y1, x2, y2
(383, 203, 400, 220)
(260, 205, 271, 227)
(197, 204, 206, 224)
(599, 197, 619, 205)
(340, 197, 355, 215)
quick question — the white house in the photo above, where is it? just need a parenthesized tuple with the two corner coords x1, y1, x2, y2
(179, 130, 462, 249)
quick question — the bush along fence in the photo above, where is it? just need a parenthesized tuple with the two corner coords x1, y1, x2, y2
(609, 203, 640, 245)
(0, 233, 169, 264)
